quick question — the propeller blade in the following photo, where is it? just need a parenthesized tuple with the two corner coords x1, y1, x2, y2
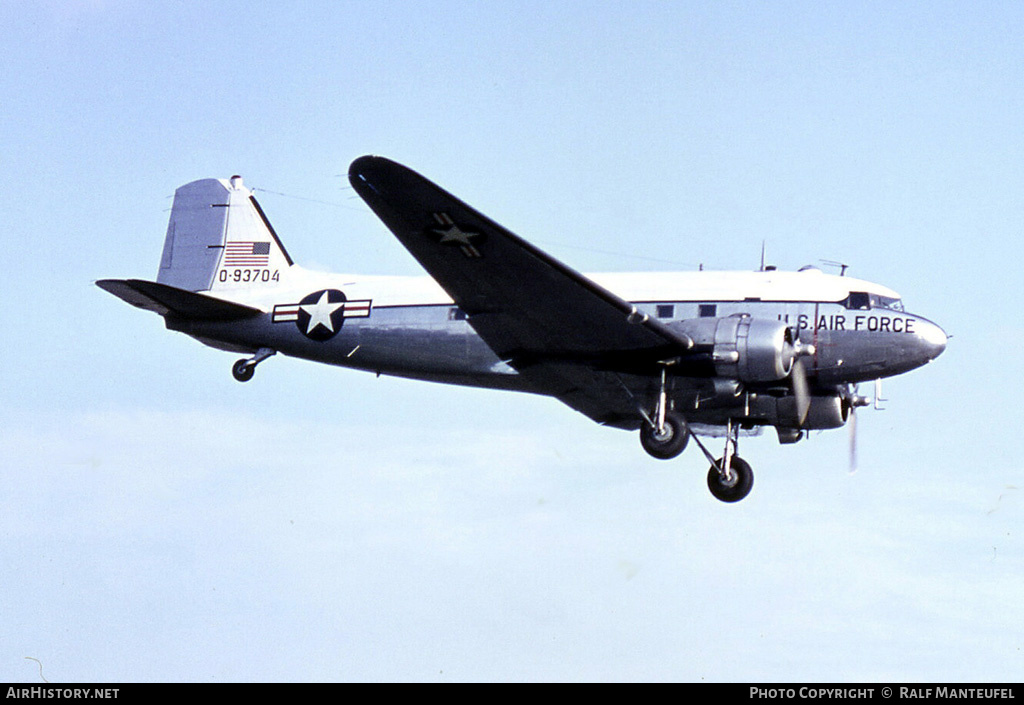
(846, 384, 869, 474)
(792, 357, 810, 426)
(848, 407, 858, 474)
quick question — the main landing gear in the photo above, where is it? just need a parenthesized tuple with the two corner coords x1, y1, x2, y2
(678, 418, 751, 503)
(639, 366, 690, 459)
(706, 458, 753, 502)
(231, 347, 276, 382)
(638, 368, 753, 502)
(640, 411, 690, 459)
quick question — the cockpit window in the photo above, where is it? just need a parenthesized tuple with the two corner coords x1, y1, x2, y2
(842, 292, 904, 311)
(844, 292, 871, 310)
(871, 295, 905, 312)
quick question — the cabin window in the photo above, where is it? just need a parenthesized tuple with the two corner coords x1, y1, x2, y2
(448, 307, 468, 321)
(656, 304, 674, 319)
(699, 304, 717, 318)
(844, 292, 871, 310)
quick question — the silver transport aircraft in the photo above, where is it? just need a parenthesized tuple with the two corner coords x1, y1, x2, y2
(98, 156, 947, 502)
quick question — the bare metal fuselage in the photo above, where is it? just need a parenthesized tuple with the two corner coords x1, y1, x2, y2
(170, 268, 945, 431)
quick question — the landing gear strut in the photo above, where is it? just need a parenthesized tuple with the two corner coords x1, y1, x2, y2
(639, 365, 690, 460)
(232, 347, 276, 382)
(686, 418, 754, 503)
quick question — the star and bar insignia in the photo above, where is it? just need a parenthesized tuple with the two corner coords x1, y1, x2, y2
(272, 289, 371, 342)
(427, 212, 484, 258)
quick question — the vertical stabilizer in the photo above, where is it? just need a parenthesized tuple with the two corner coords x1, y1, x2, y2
(157, 176, 293, 293)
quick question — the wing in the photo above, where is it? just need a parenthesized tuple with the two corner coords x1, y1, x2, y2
(349, 156, 692, 427)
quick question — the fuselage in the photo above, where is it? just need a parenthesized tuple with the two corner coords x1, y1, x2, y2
(172, 265, 947, 395)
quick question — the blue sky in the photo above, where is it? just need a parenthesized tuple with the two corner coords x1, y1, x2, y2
(2, 0, 1022, 682)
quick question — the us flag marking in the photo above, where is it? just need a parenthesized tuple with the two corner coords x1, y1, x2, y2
(224, 241, 271, 267)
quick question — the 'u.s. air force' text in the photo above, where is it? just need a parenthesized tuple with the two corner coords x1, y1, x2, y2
(779, 314, 916, 333)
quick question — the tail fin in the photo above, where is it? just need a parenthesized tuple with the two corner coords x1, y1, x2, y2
(157, 176, 293, 293)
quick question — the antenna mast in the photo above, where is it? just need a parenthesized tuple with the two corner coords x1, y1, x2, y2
(820, 259, 850, 276)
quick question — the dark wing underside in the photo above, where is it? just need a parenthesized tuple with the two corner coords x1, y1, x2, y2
(348, 156, 692, 427)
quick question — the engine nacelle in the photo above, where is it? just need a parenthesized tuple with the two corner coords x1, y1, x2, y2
(777, 394, 850, 429)
(673, 316, 796, 383)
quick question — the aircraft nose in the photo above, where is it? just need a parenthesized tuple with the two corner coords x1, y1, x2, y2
(914, 318, 947, 362)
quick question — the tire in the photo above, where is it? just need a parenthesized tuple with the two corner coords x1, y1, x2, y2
(639, 412, 689, 460)
(232, 359, 255, 382)
(707, 456, 753, 502)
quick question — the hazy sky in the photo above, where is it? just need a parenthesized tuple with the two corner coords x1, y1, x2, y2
(2, 0, 1022, 682)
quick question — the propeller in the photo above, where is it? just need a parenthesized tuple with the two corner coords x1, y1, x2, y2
(845, 384, 870, 473)
(848, 405, 858, 473)
(792, 357, 811, 426)
(787, 334, 815, 427)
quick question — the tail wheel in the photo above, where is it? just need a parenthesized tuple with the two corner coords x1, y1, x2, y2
(640, 412, 690, 460)
(232, 359, 255, 382)
(707, 456, 753, 502)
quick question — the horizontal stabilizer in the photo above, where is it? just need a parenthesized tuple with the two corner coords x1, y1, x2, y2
(97, 279, 263, 320)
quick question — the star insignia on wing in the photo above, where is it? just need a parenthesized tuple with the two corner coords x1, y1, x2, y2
(428, 212, 484, 258)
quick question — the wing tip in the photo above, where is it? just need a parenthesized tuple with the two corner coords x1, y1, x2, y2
(348, 154, 389, 177)
(348, 155, 430, 202)
(348, 154, 390, 195)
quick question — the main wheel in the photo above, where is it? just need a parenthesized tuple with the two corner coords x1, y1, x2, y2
(232, 359, 255, 382)
(707, 456, 753, 503)
(640, 412, 690, 460)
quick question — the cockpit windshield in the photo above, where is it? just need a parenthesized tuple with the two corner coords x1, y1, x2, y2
(842, 292, 905, 311)
(872, 294, 904, 312)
